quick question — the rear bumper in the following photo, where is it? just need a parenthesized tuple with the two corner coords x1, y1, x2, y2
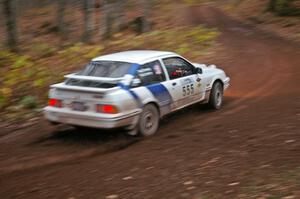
(44, 106, 141, 129)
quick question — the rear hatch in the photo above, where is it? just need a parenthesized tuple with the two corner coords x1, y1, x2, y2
(48, 60, 134, 113)
(50, 74, 124, 113)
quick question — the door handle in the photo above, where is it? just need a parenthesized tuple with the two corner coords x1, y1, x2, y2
(172, 82, 177, 86)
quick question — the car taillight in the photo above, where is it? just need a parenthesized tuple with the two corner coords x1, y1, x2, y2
(49, 98, 62, 108)
(96, 104, 118, 114)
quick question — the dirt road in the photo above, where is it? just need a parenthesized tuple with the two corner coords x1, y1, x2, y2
(0, 5, 300, 199)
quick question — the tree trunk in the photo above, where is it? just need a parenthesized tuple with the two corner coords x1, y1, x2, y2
(3, 0, 18, 52)
(56, 0, 67, 39)
(115, 0, 126, 32)
(100, 0, 113, 40)
(267, 0, 277, 11)
(82, 0, 95, 43)
(142, 0, 151, 33)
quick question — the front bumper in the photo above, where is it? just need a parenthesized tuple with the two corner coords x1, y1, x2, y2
(44, 106, 141, 129)
(224, 77, 230, 90)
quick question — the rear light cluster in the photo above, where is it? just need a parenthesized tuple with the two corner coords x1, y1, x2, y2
(96, 104, 118, 114)
(48, 98, 62, 108)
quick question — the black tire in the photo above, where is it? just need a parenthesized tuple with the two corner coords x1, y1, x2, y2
(73, 125, 90, 132)
(138, 104, 160, 136)
(208, 81, 223, 110)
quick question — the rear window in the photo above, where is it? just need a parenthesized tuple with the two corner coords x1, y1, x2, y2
(66, 61, 132, 88)
(79, 61, 132, 78)
(136, 60, 166, 86)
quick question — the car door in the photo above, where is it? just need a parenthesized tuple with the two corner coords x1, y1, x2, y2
(161, 57, 204, 110)
(131, 60, 174, 115)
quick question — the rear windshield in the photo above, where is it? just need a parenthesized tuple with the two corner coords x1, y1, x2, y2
(66, 61, 132, 88)
(79, 61, 132, 77)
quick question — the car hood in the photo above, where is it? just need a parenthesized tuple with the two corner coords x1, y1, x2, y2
(192, 63, 221, 73)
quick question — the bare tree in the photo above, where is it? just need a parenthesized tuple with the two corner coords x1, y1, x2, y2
(3, 0, 18, 51)
(100, 0, 113, 40)
(142, 0, 151, 32)
(267, 0, 299, 16)
(56, 0, 67, 39)
(267, 0, 277, 11)
(115, 0, 126, 32)
(82, 0, 95, 43)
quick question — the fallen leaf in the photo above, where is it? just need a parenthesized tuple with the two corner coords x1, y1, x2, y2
(283, 196, 295, 199)
(106, 195, 119, 199)
(183, 181, 193, 185)
(122, 176, 133, 180)
(228, 182, 240, 186)
(186, 186, 196, 190)
(285, 139, 295, 143)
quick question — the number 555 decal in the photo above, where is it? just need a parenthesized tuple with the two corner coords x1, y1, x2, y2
(182, 84, 194, 96)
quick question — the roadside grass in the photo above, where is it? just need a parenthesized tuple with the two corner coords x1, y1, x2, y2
(182, 0, 221, 5)
(219, 0, 300, 42)
(241, 167, 300, 198)
(0, 25, 219, 122)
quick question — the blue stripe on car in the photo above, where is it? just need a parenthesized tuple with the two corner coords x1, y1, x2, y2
(124, 63, 172, 109)
(146, 83, 172, 107)
(127, 63, 140, 75)
(118, 83, 143, 108)
(117, 63, 143, 108)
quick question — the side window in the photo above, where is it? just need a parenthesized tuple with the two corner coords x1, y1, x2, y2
(136, 60, 166, 86)
(163, 57, 195, 80)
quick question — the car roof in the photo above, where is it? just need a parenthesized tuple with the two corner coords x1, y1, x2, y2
(92, 50, 177, 64)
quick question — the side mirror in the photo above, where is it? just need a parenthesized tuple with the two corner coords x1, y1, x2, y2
(131, 78, 142, 87)
(194, 67, 202, 74)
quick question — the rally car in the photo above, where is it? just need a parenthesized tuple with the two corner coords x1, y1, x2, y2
(44, 50, 230, 136)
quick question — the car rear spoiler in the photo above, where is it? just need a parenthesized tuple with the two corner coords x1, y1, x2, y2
(64, 73, 124, 84)
(50, 83, 120, 93)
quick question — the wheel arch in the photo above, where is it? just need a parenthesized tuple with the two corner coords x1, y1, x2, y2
(208, 78, 224, 109)
(213, 78, 224, 88)
(203, 78, 224, 103)
(144, 101, 161, 117)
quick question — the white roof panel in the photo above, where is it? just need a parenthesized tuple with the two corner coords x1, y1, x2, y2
(92, 50, 176, 64)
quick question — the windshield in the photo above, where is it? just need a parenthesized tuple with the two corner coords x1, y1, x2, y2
(65, 61, 132, 88)
(79, 61, 132, 77)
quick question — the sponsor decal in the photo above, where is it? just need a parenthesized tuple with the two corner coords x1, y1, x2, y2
(153, 64, 162, 75)
(180, 78, 194, 86)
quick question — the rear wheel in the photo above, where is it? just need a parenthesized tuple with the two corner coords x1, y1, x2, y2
(138, 104, 160, 136)
(73, 125, 91, 132)
(208, 81, 223, 109)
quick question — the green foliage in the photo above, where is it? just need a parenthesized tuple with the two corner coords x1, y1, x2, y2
(20, 95, 38, 109)
(33, 78, 45, 88)
(177, 44, 190, 54)
(0, 95, 5, 109)
(31, 43, 56, 58)
(110, 25, 219, 59)
(83, 46, 104, 59)
(0, 50, 16, 68)
(0, 87, 11, 109)
(59, 43, 103, 62)
(182, 0, 211, 5)
(1, 53, 44, 109)
(12, 55, 33, 69)
(242, 166, 300, 198)
(268, 0, 300, 16)
(266, 196, 282, 199)
(187, 26, 219, 45)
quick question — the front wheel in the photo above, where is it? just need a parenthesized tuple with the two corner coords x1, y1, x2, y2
(208, 81, 223, 110)
(138, 104, 160, 136)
